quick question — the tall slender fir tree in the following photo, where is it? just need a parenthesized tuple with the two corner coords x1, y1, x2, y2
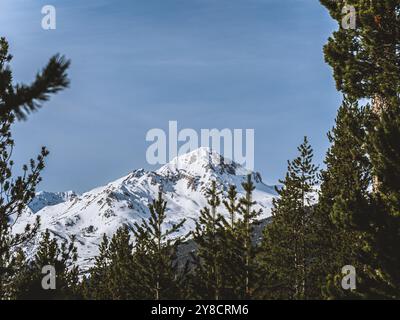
(191, 180, 225, 300)
(130, 189, 186, 300)
(259, 137, 319, 299)
(317, 98, 371, 299)
(236, 175, 262, 299)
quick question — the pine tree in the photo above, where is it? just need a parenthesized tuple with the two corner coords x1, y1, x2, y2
(85, 227, 137, 300)
(11, 229, 80, 300)
(219, 185, 243, 298)
(107, 226, 136, 299)
(318, 100, 400, 299)
(259, 137, 318, 299)
(317, 98, 371, 299)
(320, 0, 400, 113)
(84, 233, 112, 299)
(4, 248, 29, 299)
(320, 1, 400, 298)
(0, 37, 70, 299)
(191, 180, 225, 300)
(0, 114, 45, 299)
(359, 101, 400, 298)
(223, 185, 241, 231)
(130, 189, 186, 300)
(235, 175, 262, 299)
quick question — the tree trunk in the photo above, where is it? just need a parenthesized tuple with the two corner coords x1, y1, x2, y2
(371, 94, 387, 192)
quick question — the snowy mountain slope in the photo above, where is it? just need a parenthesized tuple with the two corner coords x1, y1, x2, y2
(13, 148, 278, 270)
(28, 191, 77, 213)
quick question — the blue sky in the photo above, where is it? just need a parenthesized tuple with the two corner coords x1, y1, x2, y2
(1, 0, 341, 193)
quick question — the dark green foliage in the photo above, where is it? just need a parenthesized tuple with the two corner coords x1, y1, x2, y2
(191, 181, 225, 300)
(82, 233, 111, 299)
(317, 98, 400, 300)
(0, 37, 70, 120)
(317, 99, 371, 299)
(11, 230, 80, 300)
(0, 134, 44, 297)
(320, 0, 400, 106)
(0, 37, 69, 299)
(85, 227, 137, 300)
(235, 175, 262, 299)
(130, 190, 186, 300)
(359, 101, 400, 299)
(190, 177, 262, 300)
(223, 185, 241, 230)
(220, 185, 245, 299)
(320, 0, 400, 299)
(259, 137, 319, 299)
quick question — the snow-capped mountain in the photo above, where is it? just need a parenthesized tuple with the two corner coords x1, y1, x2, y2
(14, 148, 278, 269)
(28, 191, 77, 213)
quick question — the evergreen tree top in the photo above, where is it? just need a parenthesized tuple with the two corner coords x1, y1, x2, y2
(320, 1, 400, 103)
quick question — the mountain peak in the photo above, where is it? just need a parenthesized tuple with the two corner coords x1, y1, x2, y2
(157, 147, 249, 177)
(17, 148, 277, 270)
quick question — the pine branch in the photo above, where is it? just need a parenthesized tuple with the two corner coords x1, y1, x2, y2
(0, 54, 70, 120)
